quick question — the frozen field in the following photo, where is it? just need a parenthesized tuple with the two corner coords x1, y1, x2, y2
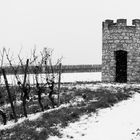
(61, 72, 101, 82)
(0, 72, 101, 84)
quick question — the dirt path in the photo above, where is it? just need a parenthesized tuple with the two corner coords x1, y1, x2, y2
(48, 92, 140, 140)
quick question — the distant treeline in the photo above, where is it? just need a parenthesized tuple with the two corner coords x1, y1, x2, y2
(0, 64, 102, 75)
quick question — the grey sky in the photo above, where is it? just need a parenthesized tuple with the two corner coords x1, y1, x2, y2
(0, 0, 139, 64)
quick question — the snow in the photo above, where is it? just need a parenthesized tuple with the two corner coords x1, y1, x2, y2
(98, 83, 140, 88)
(48, 92, 140, 140)
(1, 100, 22, 109)
(0, 103, 70, 130)
(61, 72, 101, 83)
(0, 72, 101, 84)
(69, 96, 85, 106)
(70, 83, 101, 91)
(0, 116, 27, 130)
(1, 83, 140, 140)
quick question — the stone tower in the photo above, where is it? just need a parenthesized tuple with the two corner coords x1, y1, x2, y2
(102, 19, 140, 83)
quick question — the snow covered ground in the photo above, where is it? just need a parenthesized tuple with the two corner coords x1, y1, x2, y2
(0, 103, 70, 130)
(61, 72, 101, 83)
(48, 91, 140, 140)
(1, 83, 140, 140)
(0, 72, 101, 84)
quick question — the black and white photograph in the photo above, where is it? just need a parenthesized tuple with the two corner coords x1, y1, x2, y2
(0, 0, 140, 140)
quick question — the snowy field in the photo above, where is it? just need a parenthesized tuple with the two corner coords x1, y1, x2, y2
(0, 72, 101, 84)
(61, 72, 101, 83)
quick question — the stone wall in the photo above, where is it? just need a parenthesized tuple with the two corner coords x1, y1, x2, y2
(102, 19, 140, 82)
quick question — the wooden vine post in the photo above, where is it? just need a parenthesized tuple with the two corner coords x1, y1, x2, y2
(57, 63, 62, 106)
(22, 59, 29, 118)
(2, 69, 17, 122)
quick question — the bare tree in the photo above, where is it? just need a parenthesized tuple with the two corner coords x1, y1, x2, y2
(31, 47, 62, 109)
(31, 48, 45, 111)
(46, 51, 62, 108)
(5, 48, 30, 117)
(4, 48, 21, 83)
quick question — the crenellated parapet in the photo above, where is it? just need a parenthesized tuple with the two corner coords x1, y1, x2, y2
(103, 19, 140, 30)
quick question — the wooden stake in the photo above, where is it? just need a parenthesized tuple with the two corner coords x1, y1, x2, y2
(23, 59, 29, 87)
(58, 63, 62, 106)
(2, 69, 17, 122)
(22, 59, 29, 117)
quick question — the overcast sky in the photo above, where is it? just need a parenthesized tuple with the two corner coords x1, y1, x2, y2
(0, 0, 140, 65)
